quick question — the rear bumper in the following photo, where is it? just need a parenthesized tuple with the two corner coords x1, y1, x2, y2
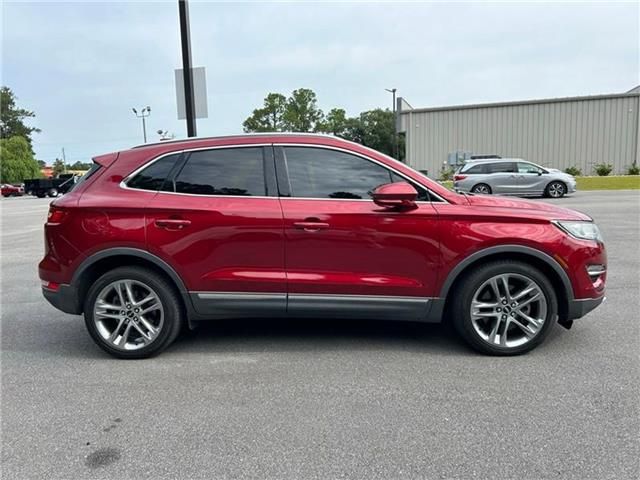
(42, 285, 81, 315)
(567, 296, 605, 320)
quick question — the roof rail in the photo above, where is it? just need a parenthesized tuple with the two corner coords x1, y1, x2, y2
(131, 132, 339, 149)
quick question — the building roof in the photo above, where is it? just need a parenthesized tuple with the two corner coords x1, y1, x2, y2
(399, 88, 640, 115)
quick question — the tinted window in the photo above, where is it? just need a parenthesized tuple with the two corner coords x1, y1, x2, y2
(175, 147, 265, 196)
(66, 162, 101, 192)
(285, 147, 393, 199)
(487, 162, 516, 173)
(128, 154, 180, 191)
(463, 164, 488, 174)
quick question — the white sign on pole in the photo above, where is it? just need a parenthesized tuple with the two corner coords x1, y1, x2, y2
(175, 66, 208, 119)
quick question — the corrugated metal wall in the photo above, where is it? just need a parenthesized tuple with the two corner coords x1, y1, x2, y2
(399, 93, 640, 176)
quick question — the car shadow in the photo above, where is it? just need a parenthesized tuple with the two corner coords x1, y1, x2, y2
(164, 317, 474, 358)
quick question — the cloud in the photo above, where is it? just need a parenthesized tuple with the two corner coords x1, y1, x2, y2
(2, 1, 638, 162)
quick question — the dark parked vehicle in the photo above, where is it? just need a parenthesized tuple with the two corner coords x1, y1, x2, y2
(25, 174, 77, 198)
(39, 134, 606, 359)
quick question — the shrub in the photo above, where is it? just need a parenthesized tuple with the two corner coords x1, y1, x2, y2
(627, 164, 640, 175)
(439, 166, 455, 181)
(594, 163, 613, 176)
(564, 166, 582, 176)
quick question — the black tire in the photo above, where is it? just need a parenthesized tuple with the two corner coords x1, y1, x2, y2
(83, 266, 184, 359)
(450, 260, 557, 355)
(471, 183, 492, 194)
(544, 181, 566, 198)
(47, 188, 59, 198)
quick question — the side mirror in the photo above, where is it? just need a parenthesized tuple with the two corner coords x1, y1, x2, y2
(372, 182, 418, 210)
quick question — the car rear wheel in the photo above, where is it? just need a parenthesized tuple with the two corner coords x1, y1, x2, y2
(451, 260, 557, 355)
(84, 267, 183, 359)
(471, 183, 492, 194)
(545, 181, 566, 198)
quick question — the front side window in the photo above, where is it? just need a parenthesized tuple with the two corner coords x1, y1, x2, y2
(284, 147, 396, 200)
(518, 162, 542, 174)
(174, 147, 265, 196)
(127, 154, 180, 191)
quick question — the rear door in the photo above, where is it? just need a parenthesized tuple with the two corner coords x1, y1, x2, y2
(486, 162, 518, 194)
(138, 145, 286, 318)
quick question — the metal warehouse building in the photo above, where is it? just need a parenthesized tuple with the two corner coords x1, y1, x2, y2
(397, 87, 640, 177)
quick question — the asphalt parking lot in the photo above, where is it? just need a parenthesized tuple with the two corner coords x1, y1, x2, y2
(1, 191, 639, 480)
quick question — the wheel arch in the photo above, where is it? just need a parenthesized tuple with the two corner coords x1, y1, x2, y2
(72, 248, 195, 322)
(439, 245, 574, 322)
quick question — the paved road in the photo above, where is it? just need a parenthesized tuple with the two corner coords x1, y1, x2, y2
(1, 191, 639, 480)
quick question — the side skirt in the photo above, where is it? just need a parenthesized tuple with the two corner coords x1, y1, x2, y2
(189, 292, 444, 323)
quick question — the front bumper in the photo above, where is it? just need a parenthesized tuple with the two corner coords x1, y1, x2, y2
(567, 295, 605, 320)
(42, 285, 82, 315)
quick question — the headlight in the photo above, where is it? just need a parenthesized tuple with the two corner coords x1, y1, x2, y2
(554, 221, 603, 242)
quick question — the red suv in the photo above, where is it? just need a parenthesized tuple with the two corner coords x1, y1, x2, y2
(39, 134, 606, 358)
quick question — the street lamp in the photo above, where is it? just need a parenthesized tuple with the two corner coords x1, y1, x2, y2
(385, 88, 398, 160)
(132, 106, 151, 143)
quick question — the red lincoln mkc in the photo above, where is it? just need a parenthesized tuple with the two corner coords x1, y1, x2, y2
(39, 134, 606, 358)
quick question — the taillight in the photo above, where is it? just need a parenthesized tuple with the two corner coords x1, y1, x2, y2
(454, 175, 467, 181)
(47, 207, 67, 225)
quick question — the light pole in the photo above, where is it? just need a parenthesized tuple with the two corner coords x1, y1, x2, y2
(178, 0, 197, 137)
(132, 106, 151, 143)
(385, 88, 398, 160)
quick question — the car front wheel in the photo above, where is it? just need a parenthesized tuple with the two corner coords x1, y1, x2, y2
(84, 267, 183, 359)
(451, 260, 557, 355)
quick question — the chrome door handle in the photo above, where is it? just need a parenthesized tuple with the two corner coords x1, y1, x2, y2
(155, 218, 191, 230)
(293, 221, 329, 232)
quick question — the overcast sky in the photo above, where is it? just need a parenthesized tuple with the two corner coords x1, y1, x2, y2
(3, 1, 639, 164)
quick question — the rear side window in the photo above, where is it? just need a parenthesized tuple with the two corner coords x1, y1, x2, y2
(462, 163, 488, 174)
(66, 162, 101, 192)
(174, 147, 265, 196)
(128, 154, 180, 191)
(487, 162, 516, 173)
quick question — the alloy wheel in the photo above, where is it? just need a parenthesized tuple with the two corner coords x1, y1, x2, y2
(548, 182, 565, 198)
(470, 273, 547, 348)
(93, 279, 164, 351)
(473, 184, 490, 194)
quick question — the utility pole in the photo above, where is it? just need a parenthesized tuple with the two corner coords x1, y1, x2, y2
(132, 106, 151, 143)
(178, 0, 197, 137)
(385, 88, 398, 160)
(61, 147, 67, 172)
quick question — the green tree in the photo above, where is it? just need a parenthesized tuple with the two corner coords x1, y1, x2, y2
(0, 87, 40, 148)
(320, 108, 350, 136)
(37, 159, 46, 168)
(52, 158, 66, 176)
(0, 136, 42, 183)
(69, 161, 92, 170)
(243, 89, 403, 160)
(242, 93, 288, 132)
(283, 88, 324, 132)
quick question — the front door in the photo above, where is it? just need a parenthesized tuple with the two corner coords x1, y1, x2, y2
(276, 146, 441, 321)
(144, 145, 286, 317)
(516, 162, 547, 195)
